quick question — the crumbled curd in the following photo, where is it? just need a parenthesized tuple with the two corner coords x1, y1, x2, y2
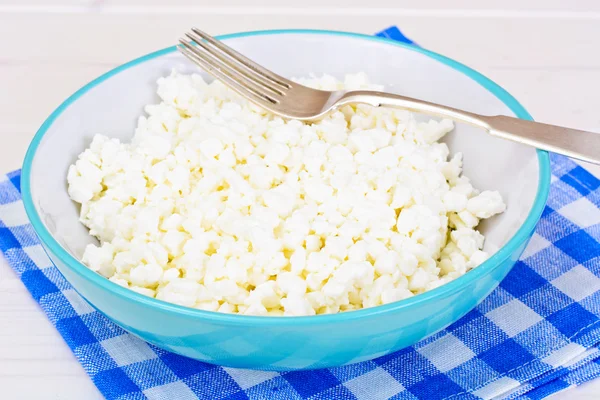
(67, 71, 505, 316)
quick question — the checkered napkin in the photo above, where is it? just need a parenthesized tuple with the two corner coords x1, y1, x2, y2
(2, 27, 600, 400)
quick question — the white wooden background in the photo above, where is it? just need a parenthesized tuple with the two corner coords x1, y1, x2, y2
(1, 1, 600, 398)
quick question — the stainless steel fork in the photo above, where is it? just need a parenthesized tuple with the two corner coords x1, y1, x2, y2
(178, 28, 600, 165)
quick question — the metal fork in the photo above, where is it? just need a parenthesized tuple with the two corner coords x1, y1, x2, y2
(178, 28, 600, 165)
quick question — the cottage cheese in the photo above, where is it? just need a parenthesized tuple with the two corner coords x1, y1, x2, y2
(67, 71, 505, 316)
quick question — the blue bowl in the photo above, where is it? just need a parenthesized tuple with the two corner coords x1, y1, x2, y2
(22, 30, 551, 370)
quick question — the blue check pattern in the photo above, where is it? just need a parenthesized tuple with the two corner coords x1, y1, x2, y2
(2, 27, 600, 400)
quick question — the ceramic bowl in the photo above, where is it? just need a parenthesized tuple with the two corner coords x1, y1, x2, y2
(22, 30, 550, 370)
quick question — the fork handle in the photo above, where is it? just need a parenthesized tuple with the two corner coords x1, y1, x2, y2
(344, 91, 600, 164)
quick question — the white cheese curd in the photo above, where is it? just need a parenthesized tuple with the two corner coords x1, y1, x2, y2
(67, 71, 506, 316)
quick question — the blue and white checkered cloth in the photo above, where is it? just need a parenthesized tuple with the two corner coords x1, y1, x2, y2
(2, 27, 600, 400)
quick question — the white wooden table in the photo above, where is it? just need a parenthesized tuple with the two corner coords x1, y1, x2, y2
(1, 1, 600, 398)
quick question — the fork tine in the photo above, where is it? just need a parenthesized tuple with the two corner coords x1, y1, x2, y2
(185, 31, 284, 97)
(178, 42, 279, 109)
(178, 42, 277, 106)
(190, 27, 292, 90)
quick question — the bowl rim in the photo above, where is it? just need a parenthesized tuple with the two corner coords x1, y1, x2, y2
(21, 29, 551, 326)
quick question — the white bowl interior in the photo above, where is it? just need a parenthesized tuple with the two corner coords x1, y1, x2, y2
(29, 32, 540, 260)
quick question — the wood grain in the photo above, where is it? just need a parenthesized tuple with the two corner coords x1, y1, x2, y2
(1, 1, 600, 398)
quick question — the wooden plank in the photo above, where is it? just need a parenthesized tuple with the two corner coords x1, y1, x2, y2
(2, 0, 600, 12)
(1, 14, 600, 70)
(0, 377, 103, 400)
